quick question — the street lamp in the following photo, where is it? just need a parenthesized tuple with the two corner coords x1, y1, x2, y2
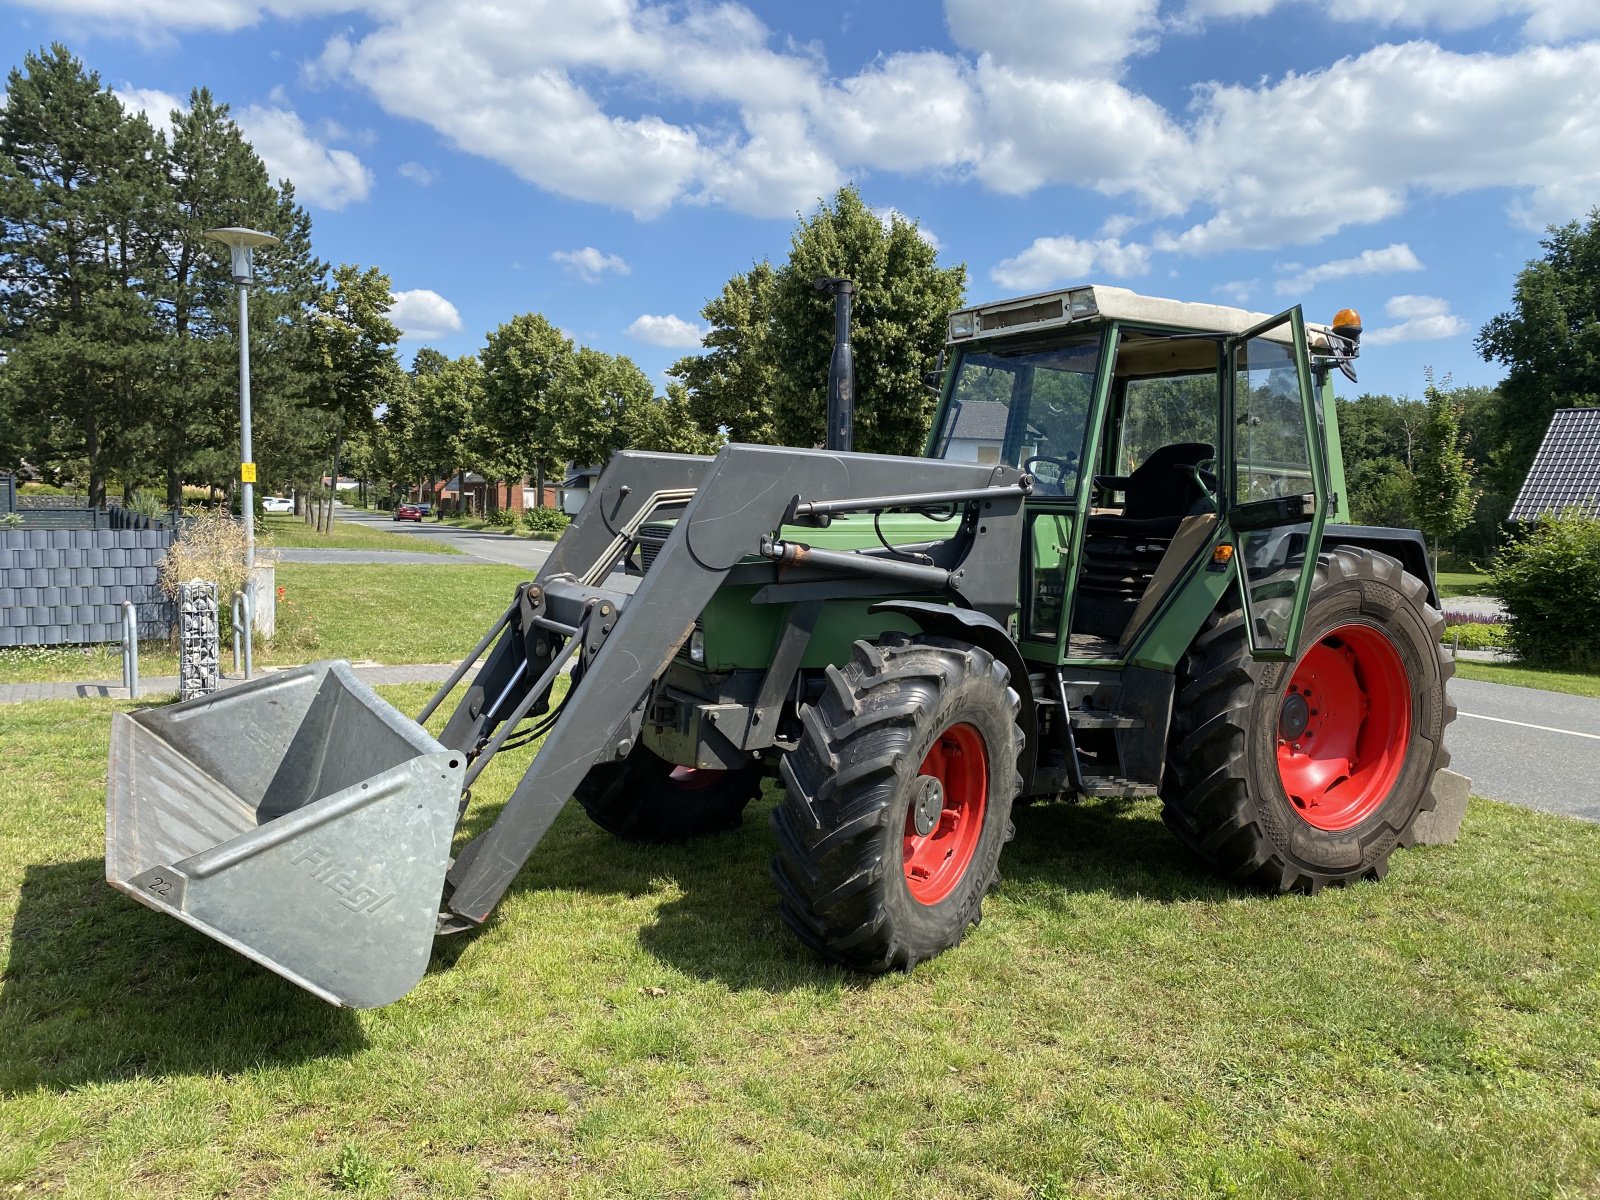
(203, 226, 279, 577)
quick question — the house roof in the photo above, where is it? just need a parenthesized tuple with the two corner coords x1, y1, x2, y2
(948, 400, 1009, 441)
(1510, 407, 1600, 521)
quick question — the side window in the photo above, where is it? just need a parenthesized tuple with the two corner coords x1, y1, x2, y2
(1118, 374, 1221, 472)
(1233, 335, 1312, 502)
(937, 363, 1014, 464)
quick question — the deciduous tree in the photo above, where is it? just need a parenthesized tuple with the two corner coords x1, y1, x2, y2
(769, 187, 965, 454)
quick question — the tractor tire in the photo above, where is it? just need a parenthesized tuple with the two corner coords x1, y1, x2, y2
(574, 743, 763, 843)
(771, 633, 1023, 972)
(1164, 546, 1454, 893)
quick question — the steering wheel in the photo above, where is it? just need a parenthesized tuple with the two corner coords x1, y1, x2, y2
(1022, 453, 1078, 496)
(1181, 458, 1220, 506)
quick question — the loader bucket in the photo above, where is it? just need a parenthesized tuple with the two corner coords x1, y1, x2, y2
(106, 660, 466, 1008)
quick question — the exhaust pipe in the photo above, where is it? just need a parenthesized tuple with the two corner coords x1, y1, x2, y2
(815, 277, 855, 452)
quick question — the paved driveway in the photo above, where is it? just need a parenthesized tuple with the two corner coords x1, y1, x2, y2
(1447, 675, 1600, 821)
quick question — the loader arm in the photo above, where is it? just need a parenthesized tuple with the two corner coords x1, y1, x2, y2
(439, 443, 1028, 926)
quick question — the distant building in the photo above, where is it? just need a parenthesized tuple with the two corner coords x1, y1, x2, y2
(1510, 407, 1600, 521)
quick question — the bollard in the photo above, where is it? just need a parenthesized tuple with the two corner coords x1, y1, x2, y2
(120, 601, 140, 699)
(231, 589, 254, 680)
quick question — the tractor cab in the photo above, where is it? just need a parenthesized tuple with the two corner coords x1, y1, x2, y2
(932, 286, 1357, 670)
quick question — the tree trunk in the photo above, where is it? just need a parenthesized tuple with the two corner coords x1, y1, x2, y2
(327, 435, 344, 536)
(535, 463, 545, 509)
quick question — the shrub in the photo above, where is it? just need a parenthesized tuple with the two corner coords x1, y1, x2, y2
(1442, 617, 1509, 651)
(126, 489, 166, 521)
(523, 506, 571, 537)
(1491, 510, 1600, 669)
(157, 506, 274, 604)
(484, 507, 516, 527)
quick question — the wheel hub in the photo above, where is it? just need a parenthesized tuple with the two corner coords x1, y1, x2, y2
(1279, 691, 1310, 740)
(912, 776, 944, 836)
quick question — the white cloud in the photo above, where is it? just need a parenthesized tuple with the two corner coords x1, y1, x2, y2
(1214, 279, 1259, 305)
(1275, 243, 1424, 294)
(114, 86, 184, 134)
(388, 289, 463, 340)
(552, 246, 631, 283)
(872, 207, 941, 252)
(626, 314, 705, 347)
(397, 161, 436, 185)
(820, 52, 977, 174)
(991, 236, 1151, 290)
(1182, 0, 1600, 43)
(46, 1, 1600, 253)
(1156, 41, 1600, 254)
(946, 0, 1162, 79)
(1364, 294, 1468, 345)
(235, 105, 373, 209)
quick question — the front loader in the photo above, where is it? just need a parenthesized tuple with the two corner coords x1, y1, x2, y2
(107, 283, 1459, 1007)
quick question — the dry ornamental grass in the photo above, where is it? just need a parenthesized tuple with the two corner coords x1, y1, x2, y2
(155, 507, 275, 604)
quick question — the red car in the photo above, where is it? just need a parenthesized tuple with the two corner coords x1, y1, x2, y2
(393, 503, 426, 522)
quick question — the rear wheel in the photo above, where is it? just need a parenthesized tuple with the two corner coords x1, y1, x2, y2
(772, 634, 1022, 971)
(1163, 546, 1454, 892)
(575, 743, 762, 843)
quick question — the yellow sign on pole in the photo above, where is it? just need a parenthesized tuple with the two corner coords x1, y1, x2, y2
(240, 462, 257, 483)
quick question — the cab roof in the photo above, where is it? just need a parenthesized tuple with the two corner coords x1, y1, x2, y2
(947, 284, 1337, 347)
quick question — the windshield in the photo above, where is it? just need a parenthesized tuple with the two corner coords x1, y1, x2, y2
(931, 335, 1100, 497)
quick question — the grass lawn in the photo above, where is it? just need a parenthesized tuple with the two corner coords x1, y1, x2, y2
(1453, 658, 1600, 699)
(261, 514, 459, 555)
(1436, 570, 1493, 600)
(0, 562, 532, 685)
(430, 514, 563, 543)
(3, 685, 1600, 1197)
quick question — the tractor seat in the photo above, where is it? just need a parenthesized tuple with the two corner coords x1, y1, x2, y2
(1086, 441, 1215, 538)
(1073, 442, 1216, 642)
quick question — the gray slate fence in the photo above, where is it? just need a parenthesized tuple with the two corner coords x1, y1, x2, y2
(0, 527, 177, 647)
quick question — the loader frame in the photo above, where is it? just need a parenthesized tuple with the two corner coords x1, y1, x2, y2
(422, 444, 1030, 929)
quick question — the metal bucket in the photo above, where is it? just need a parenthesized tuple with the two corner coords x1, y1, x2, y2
(106, 660, 465, 1008)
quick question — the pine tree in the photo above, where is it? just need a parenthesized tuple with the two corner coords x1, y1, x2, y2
(0, 44, 165, 503)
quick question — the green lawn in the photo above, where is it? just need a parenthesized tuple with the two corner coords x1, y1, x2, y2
(261, 514, 459, 554)
(1454, 658, 1600, 699)
(2, 686, 1600, 1197)
(0, 562, 532, 685)
(1436, 570, 1493, 599)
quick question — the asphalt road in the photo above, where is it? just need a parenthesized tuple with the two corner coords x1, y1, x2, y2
(337, 506, 1598, 820)
(336, 505, 556, 571)
(1447, 675, 1600, 821)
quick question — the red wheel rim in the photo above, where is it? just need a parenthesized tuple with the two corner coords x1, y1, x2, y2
(667, 766, 726, 792)
(903, 722, 988, 905)
(1276, 622, 1412, 832)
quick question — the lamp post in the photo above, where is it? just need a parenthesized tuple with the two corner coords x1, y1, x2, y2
(203, 226, 279, 577)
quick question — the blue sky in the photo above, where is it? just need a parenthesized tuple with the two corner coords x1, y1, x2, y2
(5, 0, 1597, 402)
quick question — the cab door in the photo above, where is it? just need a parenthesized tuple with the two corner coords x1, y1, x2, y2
(1223, 307, 1328, 660)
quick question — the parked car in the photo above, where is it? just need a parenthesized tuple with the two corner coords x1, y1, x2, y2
(261, 496, 294, 514)
(394, 503, 425, 522)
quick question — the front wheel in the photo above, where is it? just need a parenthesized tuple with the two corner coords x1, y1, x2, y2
(772, 633, 1022, 972)
(1163, 546, 1455, 893)
(575, 743, 762, 843)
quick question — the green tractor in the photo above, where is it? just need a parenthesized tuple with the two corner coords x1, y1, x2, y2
(107, 284, 1456, 1007)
